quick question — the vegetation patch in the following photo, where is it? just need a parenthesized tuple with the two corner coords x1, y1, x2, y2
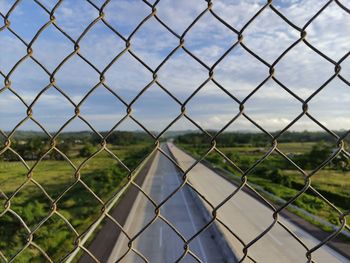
(0, 131, 154, 262)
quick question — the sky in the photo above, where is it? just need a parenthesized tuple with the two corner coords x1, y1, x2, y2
(0, 0, 349, 134)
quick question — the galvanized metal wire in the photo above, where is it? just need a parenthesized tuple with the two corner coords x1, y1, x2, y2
(0, 0, 349, 262)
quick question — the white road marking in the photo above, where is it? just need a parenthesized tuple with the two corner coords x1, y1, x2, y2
(173, 171, 208, 262)
(107, 153, 161, 263)
(160, 226, 163, 247)
(267, 232, 283, 246)
(232, 196, 282, 246)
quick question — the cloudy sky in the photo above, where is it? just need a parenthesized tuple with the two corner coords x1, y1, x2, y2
(0, 0, 349, 133)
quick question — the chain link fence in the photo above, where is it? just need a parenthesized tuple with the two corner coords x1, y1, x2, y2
(0, 0, 349, 262)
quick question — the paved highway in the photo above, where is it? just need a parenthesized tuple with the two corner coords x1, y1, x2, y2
(167, 143, 349, 263)
(108, 145, 234, 263)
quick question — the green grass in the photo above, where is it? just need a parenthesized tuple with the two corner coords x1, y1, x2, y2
(0, 144, 152, 262)
(277, 142, 316, 154)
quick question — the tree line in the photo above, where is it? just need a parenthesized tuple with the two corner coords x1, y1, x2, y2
(175, 130, 350, 147)
(0, 131, 153, 161)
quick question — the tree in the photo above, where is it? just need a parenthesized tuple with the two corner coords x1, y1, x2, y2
(332, 152, 349, 171)
(50, 141, 73, 160)
(308, 142, 332, 167)
(79, 143, 96, 157)
(269, 169, 291, 188)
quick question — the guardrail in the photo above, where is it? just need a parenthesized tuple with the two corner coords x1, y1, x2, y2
(64, 148, 157, 263)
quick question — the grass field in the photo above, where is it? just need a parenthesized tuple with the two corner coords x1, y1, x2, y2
(0, 143, 152, 262)
(178, 142, 350, 237)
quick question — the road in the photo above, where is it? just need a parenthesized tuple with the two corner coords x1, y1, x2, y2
(108, 144, 234, 263)
(167, 143, 349, 263)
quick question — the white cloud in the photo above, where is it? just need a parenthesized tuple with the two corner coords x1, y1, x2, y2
(0, 0, 349, 132)
(0, 2, 12, 14)
(54, 1, 98, 40)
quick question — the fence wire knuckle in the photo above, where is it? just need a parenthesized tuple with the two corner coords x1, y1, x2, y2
(0, 0, 349, 262)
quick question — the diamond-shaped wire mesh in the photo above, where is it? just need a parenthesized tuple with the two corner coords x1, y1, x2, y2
(0, 0, 349, 262)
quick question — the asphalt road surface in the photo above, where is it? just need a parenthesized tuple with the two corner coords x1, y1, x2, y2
(108, 145, 233, 263)
(167, 143, 349, 263)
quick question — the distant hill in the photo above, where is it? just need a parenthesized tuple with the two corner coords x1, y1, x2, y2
(162, 130, 199, 138)
(1, 130, 348, 145)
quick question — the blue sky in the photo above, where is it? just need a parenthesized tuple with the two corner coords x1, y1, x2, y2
(0, 0, 349, 133)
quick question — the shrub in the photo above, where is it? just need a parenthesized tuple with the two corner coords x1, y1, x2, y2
(79, 144, 96, 157)
(269, 169, 292, 188)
